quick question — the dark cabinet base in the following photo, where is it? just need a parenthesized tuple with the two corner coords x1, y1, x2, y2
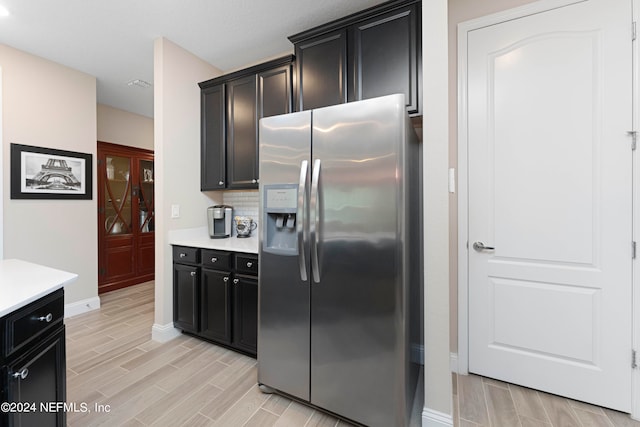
(1, 289, 66, 427)
(173, 246, 258, 357)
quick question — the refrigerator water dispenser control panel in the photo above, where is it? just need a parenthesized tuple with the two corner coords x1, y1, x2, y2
(263, 184, 298, 255)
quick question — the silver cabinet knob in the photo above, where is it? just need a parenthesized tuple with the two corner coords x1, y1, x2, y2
(252, 179, 257, 184)
(13, 368, 28, 380)
(223, 277, 229, 282)
(246, 262, 253, 268)
(38, 313, 53, 323)
(190, 271, 196, 277)
(179, 253, 187, 258)
(473, 242, 495, 252)
(219, 180, 224, 186)
(233, 278, 239, 285)
(211, 257, 218, 263)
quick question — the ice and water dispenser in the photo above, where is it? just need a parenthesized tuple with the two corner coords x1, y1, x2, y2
(263, 184, 298, 255)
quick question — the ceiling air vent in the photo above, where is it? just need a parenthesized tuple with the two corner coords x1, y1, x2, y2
(126, 79, 152, 89)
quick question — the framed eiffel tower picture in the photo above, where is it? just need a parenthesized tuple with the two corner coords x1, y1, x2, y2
(10, 143, 93, 200)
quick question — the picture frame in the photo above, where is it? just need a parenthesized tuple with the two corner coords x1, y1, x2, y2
(10, 143, 93, 200)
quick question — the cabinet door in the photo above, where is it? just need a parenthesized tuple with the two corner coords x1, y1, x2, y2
(6, 327, 66, 427)
(226, 75, 258, 189)
(136, 158, 155, 276)
(201, 84, 226, 190)
(173, 264, 199, 333)
(232, 274, 258, 355)
(258, 64, 292, 119)
(348, 3, 420, 114)
(295, 29, 347, 111)
(200, 269, 232, 344)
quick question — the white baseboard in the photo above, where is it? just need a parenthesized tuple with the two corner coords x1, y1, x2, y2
(65, 296, 101, 318)
(152, 323, 182, 343)
(450, 352, 459, 373)
(422, 407, 454, 427)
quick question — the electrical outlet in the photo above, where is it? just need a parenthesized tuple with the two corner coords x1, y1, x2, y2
(171, 204, 180, 218)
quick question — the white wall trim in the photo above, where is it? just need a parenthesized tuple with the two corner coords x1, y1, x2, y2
(632, 0, 640, 420)
(422, 407, 454, 427)
(151, 322, 181, 343)
(65, 296, 101, 318)
(450, 352, 459, 374)
(459, 0, 638, 419)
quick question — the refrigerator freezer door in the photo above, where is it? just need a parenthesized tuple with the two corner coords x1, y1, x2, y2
(258, 110, 312, 400)
(310, 94, 408, 427)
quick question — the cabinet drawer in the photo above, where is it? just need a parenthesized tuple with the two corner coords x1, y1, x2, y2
(202, 250, 232, 270)
(173, 246, 199, 264)
(3, 289, 64, 358)
(235, 254, 258, 275)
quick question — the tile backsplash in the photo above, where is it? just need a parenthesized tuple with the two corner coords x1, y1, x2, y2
(223, 190, 259, 221)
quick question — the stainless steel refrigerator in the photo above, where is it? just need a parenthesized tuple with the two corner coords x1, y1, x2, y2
(258, 94, 423, 427)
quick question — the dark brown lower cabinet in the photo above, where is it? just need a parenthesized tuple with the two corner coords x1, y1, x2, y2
(1, 289, 66, 427)
(172, 246, 257, 356)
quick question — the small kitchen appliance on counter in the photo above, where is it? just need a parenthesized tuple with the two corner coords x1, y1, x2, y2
(207, 205, 232, 238)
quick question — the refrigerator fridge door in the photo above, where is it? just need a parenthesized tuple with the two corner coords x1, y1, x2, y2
(258, 110, 312, 400)
(310, 94, 409, 427)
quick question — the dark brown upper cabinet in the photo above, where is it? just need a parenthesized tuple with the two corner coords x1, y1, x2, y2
(199, 55, 294, 191)
(289, 0, 421, 116)
(293, 29, 347, 111)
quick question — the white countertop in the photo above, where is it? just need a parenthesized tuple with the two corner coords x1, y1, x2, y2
(169, 226, 259, 254)
(0, 259, 78, 318)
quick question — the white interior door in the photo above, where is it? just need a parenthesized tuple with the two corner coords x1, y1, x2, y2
(467, 0, 632, 411)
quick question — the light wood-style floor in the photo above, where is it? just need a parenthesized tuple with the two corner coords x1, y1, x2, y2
(65, 281, 640, 427)
(453, 365, 640, 427)
(65, 281, 357, 426)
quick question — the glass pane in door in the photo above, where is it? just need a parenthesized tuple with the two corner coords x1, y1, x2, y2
(139, 159, 154, 233)
(104, 155, 131, 235)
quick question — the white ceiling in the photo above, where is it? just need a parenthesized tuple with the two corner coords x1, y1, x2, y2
(0, 0, 386, 118)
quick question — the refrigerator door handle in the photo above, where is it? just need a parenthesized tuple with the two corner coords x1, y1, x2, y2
(298, 160, 308, 282)
(310, 159, 321, 283)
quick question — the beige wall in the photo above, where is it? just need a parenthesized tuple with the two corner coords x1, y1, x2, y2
(423, 0, 453, 420)
(1, 43, 98, 305)
(97, 104, 154, 150)
(448, 0, 538, 354)
(153, 38, 224, 336)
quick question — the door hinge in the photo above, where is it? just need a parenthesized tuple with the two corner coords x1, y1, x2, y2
(633, 241, 637, 259)
(628, 131, 637, 150)
(633, 21, 637, 41)
(633, 349, 638, 369)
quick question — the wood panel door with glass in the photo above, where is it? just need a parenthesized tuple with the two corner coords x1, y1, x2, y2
(98, 141, 154, 294)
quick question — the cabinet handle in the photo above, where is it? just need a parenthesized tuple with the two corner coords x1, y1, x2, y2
(252, 179, 257, 184)
(179, 253, 187, 258)
(246, 262, 253, 268)
(223, 277, 229, 282)
(211, 257, 218, 263)
(190, 271, 196, 277)
(38, 313, 53, 323)
(13, 368, 29, 380)
(233, 278, 240, 285)
(219, 180, 224, 186)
